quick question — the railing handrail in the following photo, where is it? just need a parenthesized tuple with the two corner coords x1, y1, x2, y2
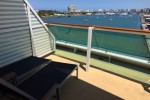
(45, 22, 89, 28)
(45, 22, 150, 35)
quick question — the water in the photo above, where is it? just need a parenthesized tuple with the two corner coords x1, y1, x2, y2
(43, 14, 141, 29)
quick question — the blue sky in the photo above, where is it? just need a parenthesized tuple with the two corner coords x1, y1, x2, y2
(29, 0, 150, 11)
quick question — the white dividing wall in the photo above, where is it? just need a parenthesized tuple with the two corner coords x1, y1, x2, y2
(0, 0, 32, 68)
(24, 0, 56, 57)
(0, 0, 55, 68)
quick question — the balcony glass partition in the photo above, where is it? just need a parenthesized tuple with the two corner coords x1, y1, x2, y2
(47, 24, 150, 60)
(92, 29, 149, 59)
(47, 25, 88, 46)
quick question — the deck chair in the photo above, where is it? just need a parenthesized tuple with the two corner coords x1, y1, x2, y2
(0, 78, 59, 100)
(0, 56, 51, 82)
(0, 61, 78, 100)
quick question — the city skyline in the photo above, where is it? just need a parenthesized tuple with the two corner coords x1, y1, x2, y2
(29, 0, 150, 11)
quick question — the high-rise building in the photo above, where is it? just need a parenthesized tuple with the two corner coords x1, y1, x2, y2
(68, 5, 76, 12)
(130, 9, 137, 13)
(143, 8, 150, 13)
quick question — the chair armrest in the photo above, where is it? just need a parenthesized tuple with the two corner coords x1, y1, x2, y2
(41, 84, 59, 100)
(1, 72, 17, 85)
(0, 78, 36, 100)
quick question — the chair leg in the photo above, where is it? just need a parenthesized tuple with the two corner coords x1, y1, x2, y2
(56, 88, 60, 100)
(76, 68, 78, 79)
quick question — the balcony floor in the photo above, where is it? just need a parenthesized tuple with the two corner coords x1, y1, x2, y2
(46, 52, 150, 100)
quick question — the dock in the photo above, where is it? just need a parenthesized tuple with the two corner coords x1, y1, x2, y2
(140, 14, 150, 57)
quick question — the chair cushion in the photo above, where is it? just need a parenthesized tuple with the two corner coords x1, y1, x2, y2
(17, 61, 77, 99)
(0, 56, 49, 77)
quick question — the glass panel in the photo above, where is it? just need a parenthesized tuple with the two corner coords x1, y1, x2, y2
(92, 29, 150, 59)
(47, 25, 88, 46)
(47, 25, 150, 60)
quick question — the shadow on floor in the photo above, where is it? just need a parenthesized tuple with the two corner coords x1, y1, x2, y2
(54, 47, 150, 93)
(79, 63, 86, 71)
(142, 83, 150, 93)
(53, 55, 150, 94)
(52, 76, 123, 100)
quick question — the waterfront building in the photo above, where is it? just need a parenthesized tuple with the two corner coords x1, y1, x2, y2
(143, 8, 150, 13)
(98, 9, 103, 12)
(35, 10, 39, 13)
(130, 9, 137, 13)
(68, 5, 76, 12)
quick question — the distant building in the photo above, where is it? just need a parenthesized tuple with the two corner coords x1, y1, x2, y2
(136, 9, 141, 13)
(68, 5, 76, 12)
(79, 9, 93, 13)
(143, 8, 150, 13)
(76, 10, 81, 12)
(35, 10, 39, 13)
(86, 13, 92, 15)
(54, 14, 65, 16)
(98, 9, 103, 12)
(130, 9, 137, 13)
(117, 9, 125, 13)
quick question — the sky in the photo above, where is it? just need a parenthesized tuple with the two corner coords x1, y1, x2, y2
(29, 0, 150, 11)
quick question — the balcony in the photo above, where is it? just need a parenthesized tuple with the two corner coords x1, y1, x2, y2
(43, 22, 150, 100)
(0, 0, 150, 100)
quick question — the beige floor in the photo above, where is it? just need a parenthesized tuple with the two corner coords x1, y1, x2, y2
(46, 55, 150, 100)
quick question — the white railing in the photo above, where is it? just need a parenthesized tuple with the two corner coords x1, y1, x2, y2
(45, 22, 150, 70)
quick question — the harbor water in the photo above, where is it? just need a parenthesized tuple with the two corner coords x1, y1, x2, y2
(43, 14, 141, 29)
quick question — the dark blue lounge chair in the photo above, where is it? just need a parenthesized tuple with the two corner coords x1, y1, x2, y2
(0, 56, 50, 81)
(0, 57, 78, 100)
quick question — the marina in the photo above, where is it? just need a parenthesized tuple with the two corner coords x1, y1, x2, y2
(43, 14, 141, 29)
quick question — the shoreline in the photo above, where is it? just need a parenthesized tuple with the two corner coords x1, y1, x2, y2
(43, 14, 141, 29)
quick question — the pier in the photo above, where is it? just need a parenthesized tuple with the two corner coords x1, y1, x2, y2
(140, 13, 150, 56)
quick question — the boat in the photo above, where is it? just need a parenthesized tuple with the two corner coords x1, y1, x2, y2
(128, 15, 132, 18)
(106, 12, 115, 15)
(83, 19, 89, 21)
(120, 13, 128, 16)
(95, 13, 105, 15)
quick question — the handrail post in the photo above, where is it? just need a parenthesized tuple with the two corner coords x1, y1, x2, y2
(26, 5, 36, 56)
(86, 27, 94, 71)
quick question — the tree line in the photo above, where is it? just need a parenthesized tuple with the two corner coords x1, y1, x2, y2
(38, 10, 63, 17)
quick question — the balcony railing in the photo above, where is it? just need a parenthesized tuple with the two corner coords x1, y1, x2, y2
(45, 22, 150, 70)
